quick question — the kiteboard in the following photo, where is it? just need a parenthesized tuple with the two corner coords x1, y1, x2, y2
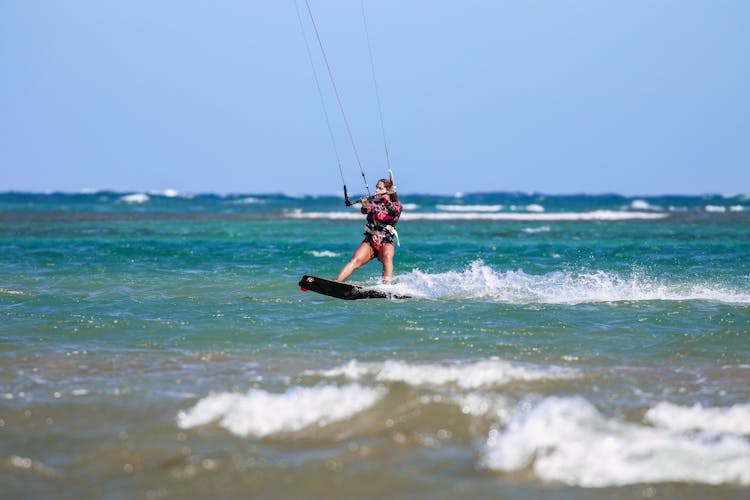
(299, 275, 410, 300)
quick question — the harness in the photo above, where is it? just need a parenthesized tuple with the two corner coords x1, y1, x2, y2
(364, 222, 400, 247)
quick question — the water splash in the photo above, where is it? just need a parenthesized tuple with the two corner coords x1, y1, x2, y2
(388, 261, 750, 304)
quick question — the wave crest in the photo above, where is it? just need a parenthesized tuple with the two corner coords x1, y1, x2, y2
(481, 396, 750, 487)
(312, 358, 578, 389)
(645, 402, 750, 435)
(177, 384, 385, 437)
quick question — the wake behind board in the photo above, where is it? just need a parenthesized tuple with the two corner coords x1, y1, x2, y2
(299, 275, 410, 300)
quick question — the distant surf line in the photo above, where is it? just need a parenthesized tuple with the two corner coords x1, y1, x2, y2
(285, 210, 670, 221)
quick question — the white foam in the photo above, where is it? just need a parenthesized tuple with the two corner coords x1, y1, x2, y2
(316, 360, 373, 380)
(285, 210, 668, 221)
(522, 226, 551, 234)
(229, 197, 264, 205)
(645, 402, 750, 436)
(722, 193, 750, 200)
(400, 203, 420, 210)
(481, 396, 750, 487)
(389, 261, 750, 304)
(314, 358, 578, 389)
(308, 250, 339, 258)
(436, 204, 504, 212)
(283, 192, 306, 199)
(286, 210, 359, 220)
(729, 205, 745, 212)
(177, 384, 384, 437)
(119, 193, 150, 204)
(510, 204, 545, 213)
(630, 199, 662, 211)
(705, 205, 727, 213)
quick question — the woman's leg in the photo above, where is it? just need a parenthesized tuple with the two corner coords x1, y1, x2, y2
(377, 243, 395, 284)
(336, 242, 375, 282)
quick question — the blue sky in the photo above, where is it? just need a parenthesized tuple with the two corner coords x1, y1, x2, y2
(1, 1, 748, 195)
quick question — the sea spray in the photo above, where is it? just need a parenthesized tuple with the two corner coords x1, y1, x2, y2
(386, 261, 750, 304)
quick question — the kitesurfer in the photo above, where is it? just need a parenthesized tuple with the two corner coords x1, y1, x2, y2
(336, 178, 401, 284)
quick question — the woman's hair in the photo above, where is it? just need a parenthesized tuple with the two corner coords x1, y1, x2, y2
(378, 178, 399, 203)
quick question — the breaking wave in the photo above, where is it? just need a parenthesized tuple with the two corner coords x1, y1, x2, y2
(481, 396, 750, 487)
(312, 358, 578, 389)
(175, 360, 750, 487)
(118, 193, 150, 204)
(645, 402, 750, 435)
(177, 384, 385, 438)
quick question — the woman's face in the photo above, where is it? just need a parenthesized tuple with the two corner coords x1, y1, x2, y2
(375, 182, 387, 195)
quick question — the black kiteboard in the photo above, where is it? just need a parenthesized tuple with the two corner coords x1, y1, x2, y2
(299, 275, 410, 300)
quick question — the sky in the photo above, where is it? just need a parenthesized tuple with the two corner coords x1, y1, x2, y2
(1, 0, 748, 196)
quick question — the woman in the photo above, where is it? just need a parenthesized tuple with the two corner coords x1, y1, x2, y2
(336, 178, 402, 284)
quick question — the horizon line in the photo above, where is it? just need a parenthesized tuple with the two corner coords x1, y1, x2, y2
(1, 188, 747, 199)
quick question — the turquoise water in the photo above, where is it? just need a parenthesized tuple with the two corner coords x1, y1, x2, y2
(1, 191, 749, 498)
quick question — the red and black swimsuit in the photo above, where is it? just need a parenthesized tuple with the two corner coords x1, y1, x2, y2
(364, 198, 402, 252)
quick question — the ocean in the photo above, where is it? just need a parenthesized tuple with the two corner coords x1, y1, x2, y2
(1, 191, 749, 498)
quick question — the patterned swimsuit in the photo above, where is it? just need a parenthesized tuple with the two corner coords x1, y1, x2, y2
(363, 198, 402, 252)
